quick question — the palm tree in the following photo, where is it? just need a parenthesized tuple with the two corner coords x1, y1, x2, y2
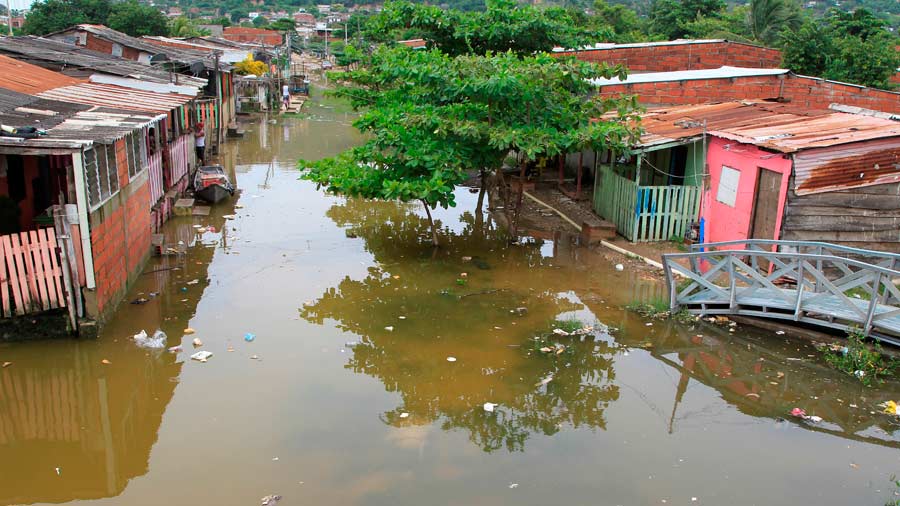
(748, 0, 801, 46)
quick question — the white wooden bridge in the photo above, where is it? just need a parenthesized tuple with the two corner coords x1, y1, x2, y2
(662, 240, 900, 346)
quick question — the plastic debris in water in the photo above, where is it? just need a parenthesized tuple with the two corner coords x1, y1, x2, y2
(790, 408, 806, 417)
(192, 338, 203, 347)
(446, 357, 457, 362)
(244, 333, 256, 342)
(615, 264, 624, 271)
(509, 483, 519, 489)
(168, 346, 182, 353)
(882, 400, 899, 416)
(55, 467, 60, 475)
(535, 375, 553, 387)
(190, 351, 213, 362)
(2, 362, 12, 368)
(101, 359, 111, 365)
(261, 495, 282, 506)
(133, 329, 166, 349)
(483, 402, 496, 413)
(385, 326, 394, 331)
(399, 412, 409, 419)
(184, 328, 196, 335)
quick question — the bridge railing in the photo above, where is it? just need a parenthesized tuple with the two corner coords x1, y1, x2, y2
(663, 247, 900, 340)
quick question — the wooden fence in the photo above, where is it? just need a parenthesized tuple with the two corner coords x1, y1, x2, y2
(169, 134, 192, 187)
(0, 229, 66, 317)
(594, 166, 701, 242)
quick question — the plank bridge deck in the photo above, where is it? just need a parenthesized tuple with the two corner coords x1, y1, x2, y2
(662, 240, 900, 346)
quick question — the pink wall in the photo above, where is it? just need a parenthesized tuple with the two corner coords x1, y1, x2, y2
(700, 137, 793, 246)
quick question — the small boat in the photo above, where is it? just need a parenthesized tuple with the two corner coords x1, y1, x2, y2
(193, 165, 235, 204)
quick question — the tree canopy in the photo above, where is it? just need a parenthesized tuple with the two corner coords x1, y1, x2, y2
(782, 8, 900, 89)
(366, 0, 609, 56)
(24, 0, 111, 35)
(107, 0, 168, 37)
(300, 46, 640, 245)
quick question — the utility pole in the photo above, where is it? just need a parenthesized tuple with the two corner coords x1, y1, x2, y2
(6, 0, 13, 36)
(213, 50, 223, 152)
(344, 23, 347, 45)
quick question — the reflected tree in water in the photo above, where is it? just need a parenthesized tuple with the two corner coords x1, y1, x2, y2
(301, 199, 621, 452)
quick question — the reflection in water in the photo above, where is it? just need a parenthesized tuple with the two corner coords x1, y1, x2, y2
(303, 197, 900, 457)
(0, 343, 179, 504)
(0, 193, 239, 505)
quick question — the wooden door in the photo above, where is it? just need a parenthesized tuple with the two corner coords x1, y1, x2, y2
(750, 169, 783, 272)
(750, 169, 782, 240)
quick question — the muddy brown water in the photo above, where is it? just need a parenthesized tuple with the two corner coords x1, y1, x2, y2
(1, 90, 898, 506)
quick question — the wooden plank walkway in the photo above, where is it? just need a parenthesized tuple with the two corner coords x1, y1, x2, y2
(662, 240, 900, 346)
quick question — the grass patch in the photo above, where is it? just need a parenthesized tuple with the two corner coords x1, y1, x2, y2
(818, 328, 898, 387)
(554, 317, 586, 334)
(885, 475, 900, 506)
(626, 298, 697, 324)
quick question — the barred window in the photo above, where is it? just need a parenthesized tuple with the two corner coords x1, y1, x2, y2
(84, 144, 121, 209)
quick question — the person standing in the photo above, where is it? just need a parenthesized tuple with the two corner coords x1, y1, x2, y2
(194, 122, 206, 165)
(282, 84, 290, 110)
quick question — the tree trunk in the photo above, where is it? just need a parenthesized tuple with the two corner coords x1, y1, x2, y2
(422, 199, 439, 246)
(512, 160, 526, 239)
(475, 169, 487, 233)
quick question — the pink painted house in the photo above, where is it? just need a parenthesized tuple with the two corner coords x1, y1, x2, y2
(700, 137, 793, 245)
(596, 101, 900, 251)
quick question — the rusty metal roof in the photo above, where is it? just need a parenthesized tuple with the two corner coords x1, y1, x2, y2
(0, 36, 208, 89)
(38, 82, 194, 114)
(793, 137, 900, 195)
(0, 88, 161, 150)
(636, 101, 900, 153)
(0, 54, 83, 93)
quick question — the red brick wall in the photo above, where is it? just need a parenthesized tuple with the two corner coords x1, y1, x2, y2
(89, 138, 152, 318)
(556, 41, 783, 72)
(80, 33, 142, 61)
(597, 74, 900, 114)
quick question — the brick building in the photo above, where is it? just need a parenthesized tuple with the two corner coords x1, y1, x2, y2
(222, 26, 283, 46)
(591, 67, 900, 114)
(554, 39, 784, 73)
(0, 55, 199, 325)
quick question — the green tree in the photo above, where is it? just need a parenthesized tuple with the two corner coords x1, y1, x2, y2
(107, 0, 169, 37)
(593, 0, 645, 42)
(169, 16, 210, 37)
(252, 15, 268, 28)
(299, 47, 640, 245)
(24, 0, 111, 35)
(648, 0, 726, 39)
(269, 17, 296, 32)
(366, 0, 608, 56)
(781, 9, 900, 89)
(748, 0, 801, 46)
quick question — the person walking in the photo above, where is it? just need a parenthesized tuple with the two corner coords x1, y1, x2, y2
(194, 122, 206, 165)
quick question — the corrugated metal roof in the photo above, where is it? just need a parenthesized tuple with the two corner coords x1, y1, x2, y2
(793, 137, 900, 195)
(51, 25, 227, 71)
(590, 66, 789, 86)
(38, 82, 194, 113)
(0, 54, 83, 93)
(0, 36, 208, 89)
(0, 88, 161, 149)
(635, 101, 900, 153)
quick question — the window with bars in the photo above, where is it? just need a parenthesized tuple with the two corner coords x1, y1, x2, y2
(83, 145, 121, 209)
(125, 131, 147, 178)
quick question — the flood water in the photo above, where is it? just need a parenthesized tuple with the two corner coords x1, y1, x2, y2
(1, 90, 899, 506)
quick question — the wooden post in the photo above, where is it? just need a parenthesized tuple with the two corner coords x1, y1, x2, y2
(53, 208, 77, 332)
(558, 155, 564, 186)
(576, 151, 583, 199)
